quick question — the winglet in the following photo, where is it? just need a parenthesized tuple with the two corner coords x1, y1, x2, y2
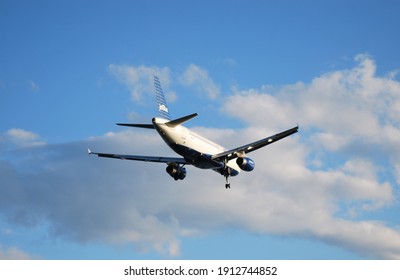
(88, 149, 93, 155)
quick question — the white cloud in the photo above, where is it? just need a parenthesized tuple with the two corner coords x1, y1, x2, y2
(4, 128, 45, 148)
(108, 64, 172, 103)
(1, 56, 400, 259)
(7, 128, 38, 141)
(1, 125, 399, 259)
(27, 80, 40, 92)
(0, 244, 35, 260)
(217, 54, 400, 258)
(223, 55, 400, 154)
(180, 64, 220, 99)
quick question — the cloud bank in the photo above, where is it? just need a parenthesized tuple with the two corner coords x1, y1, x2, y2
(108, 64, 172, 103)
(180, 64, 221, 99)
(0, 244, 35, 260)
(1, 55, 400, 259)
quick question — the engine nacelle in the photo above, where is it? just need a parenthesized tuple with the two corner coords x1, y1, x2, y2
(236, 157, 255, 172)
(166, 164, 187, 180)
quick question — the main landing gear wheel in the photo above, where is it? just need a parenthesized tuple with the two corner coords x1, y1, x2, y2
(225, 183, 230, 189)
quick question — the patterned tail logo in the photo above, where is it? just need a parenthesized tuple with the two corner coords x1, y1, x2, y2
(154, 76, 171, 120)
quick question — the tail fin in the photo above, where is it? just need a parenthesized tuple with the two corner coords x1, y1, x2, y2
(154, 76, 171, 120)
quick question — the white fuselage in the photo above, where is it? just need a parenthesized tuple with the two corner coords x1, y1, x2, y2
(152, 117, 240, 172)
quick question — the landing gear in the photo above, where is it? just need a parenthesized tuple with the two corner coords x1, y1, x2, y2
(225, 174, 230, 189)
(221, 158, 231, 189)
(224, 168, 231, 189)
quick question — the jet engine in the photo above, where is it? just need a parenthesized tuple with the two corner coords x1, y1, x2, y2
(236, 157, 255, 171)
(166, 164, 187, 180)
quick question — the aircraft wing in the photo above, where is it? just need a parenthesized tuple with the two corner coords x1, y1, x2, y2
(211, 126, 299, 162)
(88, 149, 188, 164)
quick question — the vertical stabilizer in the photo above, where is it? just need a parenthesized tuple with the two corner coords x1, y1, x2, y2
(154, 76, 171, 120)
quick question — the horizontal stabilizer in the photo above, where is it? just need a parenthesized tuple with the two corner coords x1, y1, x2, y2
(116, 123, 154, 129)
(165, 113, 198, 128)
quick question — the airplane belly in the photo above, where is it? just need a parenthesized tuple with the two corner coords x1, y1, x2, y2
(168, 143, 223, 169)
(155, 122, 241, 171)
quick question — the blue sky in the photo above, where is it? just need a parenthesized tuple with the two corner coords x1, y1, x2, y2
(1, 0, 400, 259)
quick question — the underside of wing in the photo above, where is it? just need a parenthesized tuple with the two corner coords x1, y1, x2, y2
(88, 149, 188, 164)
(212, 126, 299, 162)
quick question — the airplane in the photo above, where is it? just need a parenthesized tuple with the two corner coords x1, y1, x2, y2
(88, 76, 298, 189)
